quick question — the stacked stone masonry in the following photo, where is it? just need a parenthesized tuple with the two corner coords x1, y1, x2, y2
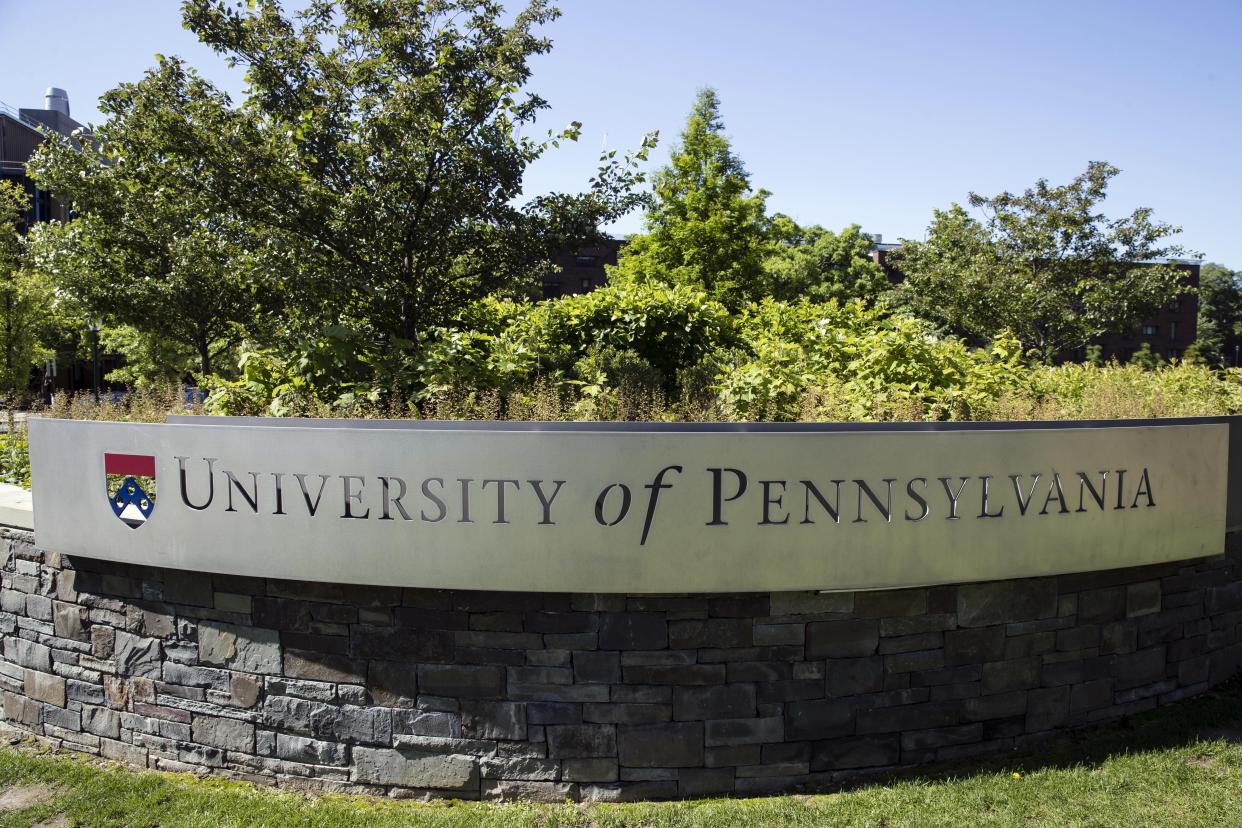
(1, 525, 1241, 801)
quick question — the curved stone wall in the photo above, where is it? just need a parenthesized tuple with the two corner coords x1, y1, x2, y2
(1, 526, 1240, 801)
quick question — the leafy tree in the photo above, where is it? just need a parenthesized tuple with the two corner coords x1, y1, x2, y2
(761, 214, 889, 303)
(611, 89, 768, 308)
(1193, 263, 1242, 367)
(891, 162, 1194, 361)
(38, 0, 654, 393)
(27, 84, 278, 378)
(0, 181, 57, 395)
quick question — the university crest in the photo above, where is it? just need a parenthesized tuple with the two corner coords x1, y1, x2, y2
(104, 453, 156, 528)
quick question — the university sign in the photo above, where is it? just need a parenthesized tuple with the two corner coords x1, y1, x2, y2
(28, 418, 1230, 593)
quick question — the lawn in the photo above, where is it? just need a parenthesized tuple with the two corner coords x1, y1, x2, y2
(1, 680, 1241, 827)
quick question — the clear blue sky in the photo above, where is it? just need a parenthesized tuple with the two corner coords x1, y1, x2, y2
(2, 1, 1239, 264)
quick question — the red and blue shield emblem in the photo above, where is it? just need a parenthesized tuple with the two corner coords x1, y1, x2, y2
(104, 453, 156, 529)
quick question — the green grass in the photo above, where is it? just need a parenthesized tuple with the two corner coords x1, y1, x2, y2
(4, 682, 1242, 827)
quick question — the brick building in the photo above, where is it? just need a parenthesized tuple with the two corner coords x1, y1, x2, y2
(541, 238, 624, 299)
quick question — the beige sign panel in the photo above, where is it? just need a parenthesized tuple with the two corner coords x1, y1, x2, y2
(29, 419, 1228, 593)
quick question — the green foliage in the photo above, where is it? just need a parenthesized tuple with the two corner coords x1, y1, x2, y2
(416, 283, 734, 400)
(610, 89, 770, 308)
(26, 64, 281, 379)
(0, 431, 29, 488)
(718, 299, 1028, 421)
(611, 91, 888, 311)
(0, 182, 57, 396)
(50, 0, 655, 393)
(99, 326, 207, 390)
(892, 162, 1195, 361)
(1128, 342, 1163, 370)
(761, 216, 890, 304)
(1195, 263, 1242, 367)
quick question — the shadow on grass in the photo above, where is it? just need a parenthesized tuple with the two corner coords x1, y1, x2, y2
(820, 675, 1242, 797)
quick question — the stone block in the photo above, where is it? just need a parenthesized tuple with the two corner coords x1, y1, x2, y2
(944, 626, 1005, 665)
(547, 724, 616, 758)
(1077, 587, 1127, 625)
(617, 722, 704, 768)
(284, 650, 365, 684)
(163, 662, 231, 691)
(622, 665, 726, 686)
(1026, 686, 1070, 731)
(462, 701, 526, 741)
(53, 601, 88, 641)
(6, 637, 50, 671)
(394, 709, 461, 737)
(981, 657, 1042, 694)
(1126, 582, 1162, 618)
(884, 649, 945, 673)
(368, 661, 418, 707)
(900, 722, 983, 752)
(262, 695, 336, 738)
(583, 703, 670, 725)
(1206, 582, 1242, 615)
(526, 703, 580, 725)
(769, 591, 853, 616)
(810, 734, 900, 771)
(481, 779, 578, 802)
(784, 699, 853, 741)
(756, 679, 823, 704)
(2, 691, 39, 726)
(337, 706, 393, 745)
(826, 657, 884, 697)
(417, 665, 505, 698)
(214, 592, 253, 614)
(597, 613, 667, 650)
(879, 632, 944, 655)
(962, 690, 1027, 722)
(805, 619, 879, 658)
(82, 706, 121, 739)
(562, 758, 619, 782)
(673, 684, 756, 721)
(352, 746, 479, 790)
(24, 669, 65, 707)
(678, 767, 736, 796)
(197, 621, 281, 675)
(162, 570, 214, 607)
(753, 623, 805, 646)
(44, 704, 81, 732)
(91, 626, 115, 659)
(856, 701, 958, 734)
(704, 716, 783, 746)
(1110, 646, 1167, 689)
(957, 579, 1057, 627)
(25, 593, 53, 622)
(854, 589, 927, 618)
(479, 755, 559, 781)
(668, 618, 752, 649)
(277, 733, 348, 766)
(192, 715, 255, 752)
(572, 651, 620, 684)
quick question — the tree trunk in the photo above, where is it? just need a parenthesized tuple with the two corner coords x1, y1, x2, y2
(197, 337, 211, 377)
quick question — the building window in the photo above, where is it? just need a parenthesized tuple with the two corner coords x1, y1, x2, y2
(1141, 325, 1158, 337)
(1169, 299, 1182, 312)
(580, 278, 592, 290)
(541, 281, 560, 299)
(575, 255, 598, 266)
(1169, 321, 1178, 341)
